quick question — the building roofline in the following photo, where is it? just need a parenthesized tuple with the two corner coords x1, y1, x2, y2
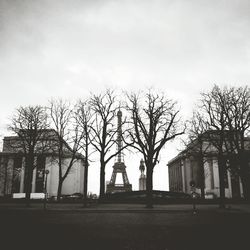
(168, 133, 250, 166)
(1, 129, 85, 160)
(0, 151, 85, 160)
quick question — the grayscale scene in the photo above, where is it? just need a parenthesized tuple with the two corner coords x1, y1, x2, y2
(0, 1, 250, 250)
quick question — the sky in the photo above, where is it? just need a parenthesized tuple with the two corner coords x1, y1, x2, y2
(0, 0, 250, 195)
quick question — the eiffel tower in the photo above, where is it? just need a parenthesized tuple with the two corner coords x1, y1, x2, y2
(106, 109, 132, 193)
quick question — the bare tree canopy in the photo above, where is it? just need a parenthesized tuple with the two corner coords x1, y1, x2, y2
(218, 86, 250, 199)
(183, 111, 212, 198)
(189, 86, 231, 207)
(49, 99, 85, 200)
(9, 106, 49, 152)
(126, 89, 184, 207)
(89, 89, 130, 198)
(76, 99, 95, 206)
(188, 85, 250, 204)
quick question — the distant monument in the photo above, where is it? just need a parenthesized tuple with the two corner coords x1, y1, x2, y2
(106, 110, 132, 193)
(139, 159, 146, 191)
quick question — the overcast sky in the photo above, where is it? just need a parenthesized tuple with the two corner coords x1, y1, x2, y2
(0, 0, 250, 194)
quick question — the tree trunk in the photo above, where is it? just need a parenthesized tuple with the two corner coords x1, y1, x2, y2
(241, 175, 250, 201)
(239, 154, 250, 201)
(25, 169, 33, 207)
(218, 155, 226, 208)
(146, 166, 153, 208)
(239, 158, 250, 201)
(3, 158, 8, 196)
(83, 164, 88, 207)
(200, 185, 205, 199)
(198, 154, 205, 199)
(57, 179, 63, 201)
(99, 161, 105, 200)
(25, 155, 34, 207)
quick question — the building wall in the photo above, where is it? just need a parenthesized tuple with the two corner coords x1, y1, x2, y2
(0, 156, 14, 195)
(168, 160, 183, 192)
(203, 157, 231, 198)
(168, 155, 243, 198)
(0, 154, 85, 197)
(61, 159, 84, 196)
(168, 134, 250, 198)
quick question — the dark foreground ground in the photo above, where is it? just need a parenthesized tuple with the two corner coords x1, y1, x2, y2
(0, 203, 250, 250)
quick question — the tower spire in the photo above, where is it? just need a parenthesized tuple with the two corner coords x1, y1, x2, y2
(117, 109, 122, 163)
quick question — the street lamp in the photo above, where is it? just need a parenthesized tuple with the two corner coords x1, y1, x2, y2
(43, 169, 50, 210)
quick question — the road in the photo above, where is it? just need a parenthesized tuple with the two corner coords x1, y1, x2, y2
(0, 204, 250, 250)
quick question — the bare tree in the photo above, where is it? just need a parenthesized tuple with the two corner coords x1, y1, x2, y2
(190, 85, 249, 206)
(126, 90, 184, 208)
(49, 99, 85, 200)
(8, 106, 49, 206)
(219, 86, 250, 200)
(184, 111, 211, 198)
(194, 86, 229, 208)
(89, 89, 129, 199)
(76, 99, 95, 207)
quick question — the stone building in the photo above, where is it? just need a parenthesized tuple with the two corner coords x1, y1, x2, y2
(168, 132, 250, 198)
(0, 130, 85, 198)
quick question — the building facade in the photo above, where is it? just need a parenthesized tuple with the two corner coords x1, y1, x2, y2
(168, 133, 250, 199)
(0, 131, 85, 198)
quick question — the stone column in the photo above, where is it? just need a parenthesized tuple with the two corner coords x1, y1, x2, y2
(210, 158, 214, 189)
(45, 157, 52, 197)
(32, 166, 37, 193)
(239, 177, 243, 198)
(7, 158, 14, 194)
(20, 157, 25, 193)
(181, 160, 185, 193)
(139, 175, 146, 191)
(183, 159, 187, 193)
(227, 170, 232, 198)
(0, 157, 4, 196)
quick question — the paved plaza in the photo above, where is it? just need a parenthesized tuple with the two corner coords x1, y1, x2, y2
(0, 203, 250, 250)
